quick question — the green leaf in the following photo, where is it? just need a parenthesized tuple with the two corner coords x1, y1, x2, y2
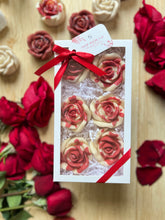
(6, 190, 22, 208)
(9, 210, 32, 220)
(0, 171, 6, 178)
(0, 197, 4, 208)
(0, 177, 6, 190)
(32, 198, 47, 207)
(2, 211, 10, 220)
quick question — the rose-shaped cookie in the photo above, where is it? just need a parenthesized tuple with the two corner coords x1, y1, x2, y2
(63, 59, 87, 83)
(92, 0, 120, 22)
(90, 129, 123, 166)
(90, 94, 124, 128)
(67, 10, 95, 37)
(61, 96, 91, 133)
(27, 30, 54, 60)
(36, 0, 65, 27)
(61, 137, 91, 173)
(90, 52, 125, 91)
(0, 46, 19, 76)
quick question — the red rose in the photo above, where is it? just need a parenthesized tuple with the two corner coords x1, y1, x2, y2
(34, 174, 60, 197)
(0, 143, 26, 180)
(31, 142, 53, 175)
(144, 29, 165, 74)
(0, 97, 26, 127)
(145, 70, 165, 98)
(134, 0, 163, 50)
(22, 77, 54, 128)
(27, 30, 54, 60)
(67, 10, 95, 36)
(9, 125, 41, 165)
(47, 189, 72, 216)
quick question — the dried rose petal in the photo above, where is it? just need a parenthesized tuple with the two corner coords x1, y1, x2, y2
(137, 140, 165, 167)
(136, 167, 162, 185)
(145, 70, 165, 99)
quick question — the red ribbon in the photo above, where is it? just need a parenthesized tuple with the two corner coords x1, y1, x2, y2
(35, 45, 107, 89)
(97, 149, 131, 183)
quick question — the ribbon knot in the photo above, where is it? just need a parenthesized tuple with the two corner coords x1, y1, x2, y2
(35, 44, 107, 90)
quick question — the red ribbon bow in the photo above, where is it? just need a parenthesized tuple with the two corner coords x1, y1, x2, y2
(35, 45, 107, 89)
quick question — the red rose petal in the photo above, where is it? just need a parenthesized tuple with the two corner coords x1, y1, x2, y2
(136, 167, 162, 185)
(146, 70, 165, 99)
(136, 140, 165, 167)
(158, 150, 165, 166)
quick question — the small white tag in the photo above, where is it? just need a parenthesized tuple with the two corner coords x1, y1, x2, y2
(70, 24, 113, 56)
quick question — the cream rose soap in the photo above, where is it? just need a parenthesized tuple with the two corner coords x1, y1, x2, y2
(54, 25, 132, 183)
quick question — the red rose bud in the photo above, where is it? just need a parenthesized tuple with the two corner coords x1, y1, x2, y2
(22, 77, 54, 128)
(146, 70, 165, 99)
(134, 0, 163, 50)
(0, 143, 27, 180)
(9, 125, 41, 165)
(47, 189, 72, 216)
(31, 142, 53, 175)
(34, 174, 60, 197)
(68, 10, 95, 36)
(0, 97, 26, 127)
(27, 30, 54, 60)
(136, 167, 162, 186)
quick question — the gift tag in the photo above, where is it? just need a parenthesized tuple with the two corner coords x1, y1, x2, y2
(70, 24, 113, 55)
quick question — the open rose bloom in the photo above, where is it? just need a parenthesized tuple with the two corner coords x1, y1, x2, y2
(54, 26, 132, 183)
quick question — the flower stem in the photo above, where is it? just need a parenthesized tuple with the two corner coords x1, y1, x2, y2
(0, 203, 35, 212)
(0, 189, 30, 198)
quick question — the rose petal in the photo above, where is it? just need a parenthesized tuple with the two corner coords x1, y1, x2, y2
(137, 140, 165, 167)
(158, 150, 165, 166)
(145, 70, 165, 99)
(136, 167, 162, 185)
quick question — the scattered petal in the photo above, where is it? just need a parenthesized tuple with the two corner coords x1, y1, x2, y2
(136, 167, 162, 185)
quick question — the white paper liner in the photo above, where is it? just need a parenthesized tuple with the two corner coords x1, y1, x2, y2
(60, 47, 125, 176)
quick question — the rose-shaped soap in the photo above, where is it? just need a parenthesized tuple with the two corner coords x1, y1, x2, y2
(90, 129, 123, 166)
(61, 96, 91, 133)
(61, 137, 91, 173)
(63, 59, 87, 83)
(0, 10, 7, 32)
(90, 94, 124, 128)
(36, 0, 65, 26)
(27, 31, 54, 60)
(67, 10, 95, 37)
(0, 46, 19, 76)
(90, 52, 125, 91)
(92, 0, 120, 22)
